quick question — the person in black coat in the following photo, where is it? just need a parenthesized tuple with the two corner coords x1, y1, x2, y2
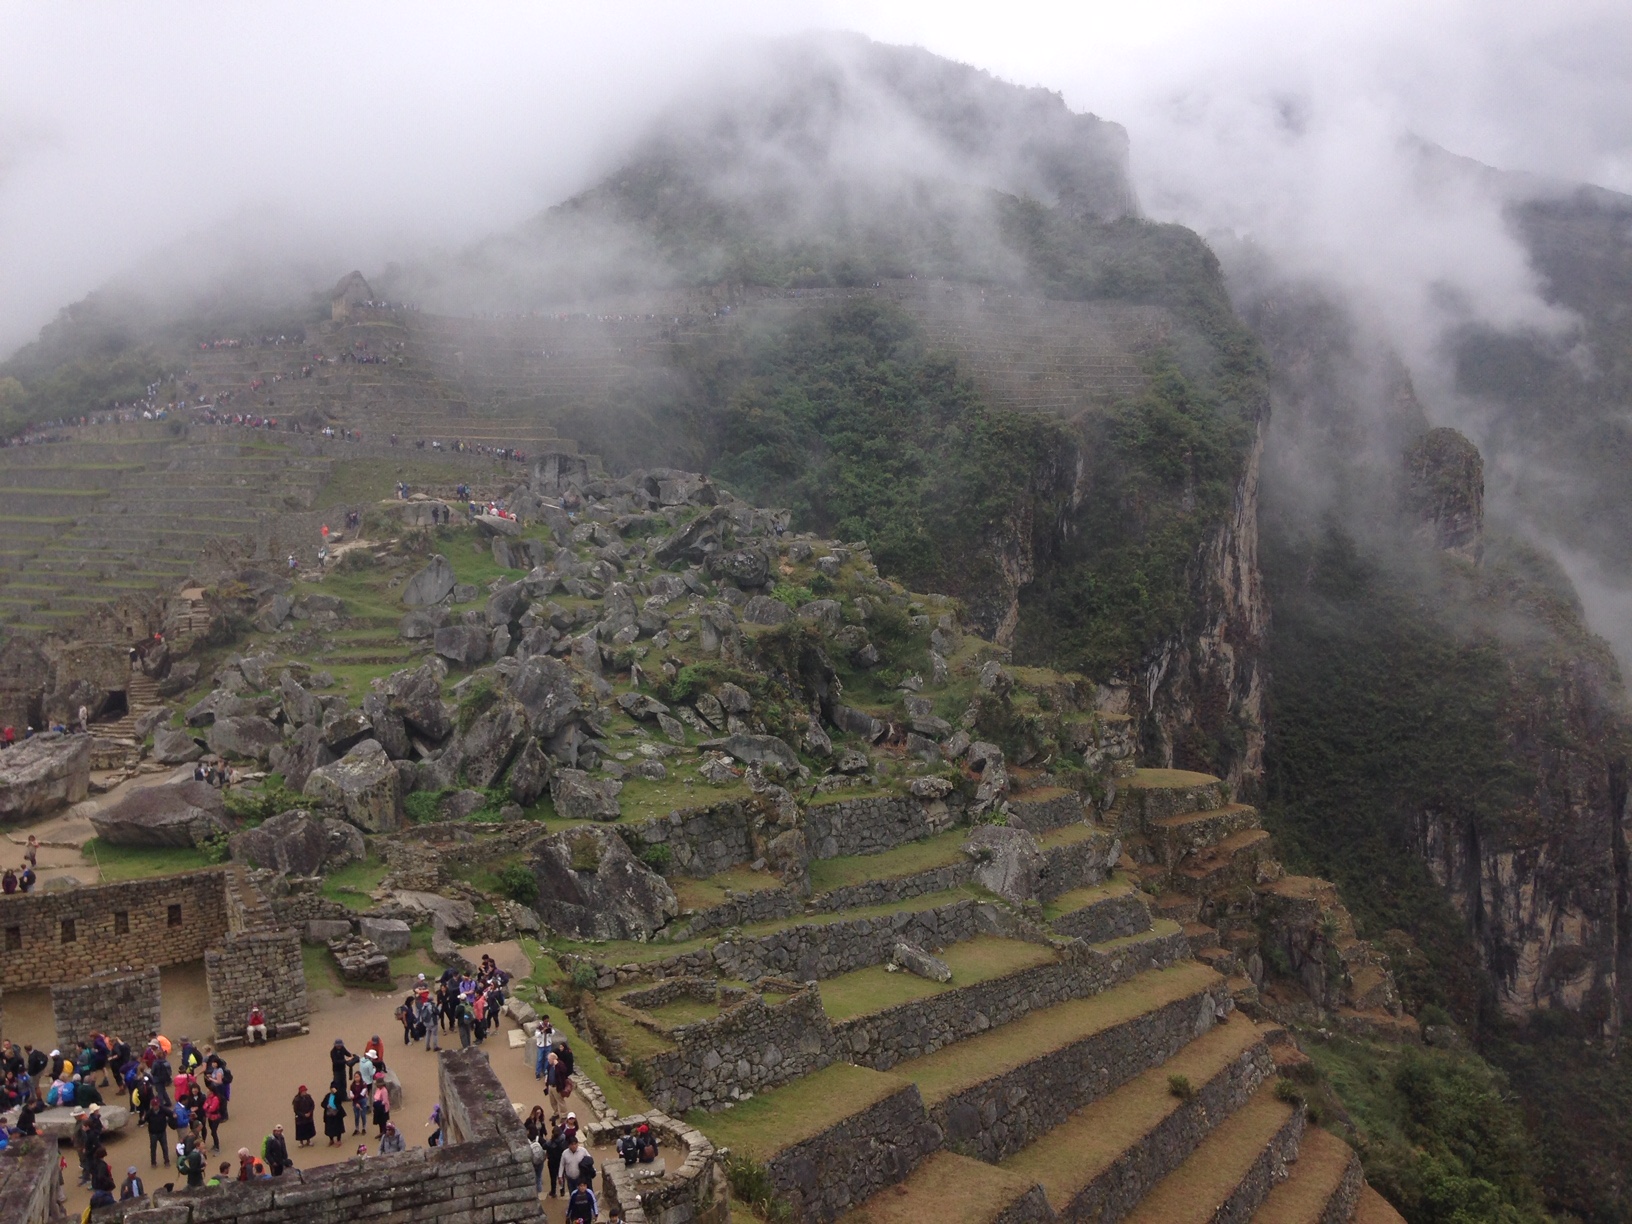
(328, 1040, 357, 1091)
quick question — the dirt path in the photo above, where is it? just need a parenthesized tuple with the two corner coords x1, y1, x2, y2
(36, 946, 608, 1218)
(1, 765, 195, 886)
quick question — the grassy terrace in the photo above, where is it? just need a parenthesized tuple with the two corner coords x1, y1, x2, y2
(818, 936, 1058, 1022)
(1122, 1087, 1295, 1224)
(671, 865, 786, 913)
(806, 828, 969, 895)
(548, 884, 991, 965)
(84, 839, 212, 882)
(1124, 767, 1221, 789)
(689, 1063, 912, 1161)
(894, 955, 1215, 1105)
(837, 1150, 1043, 1224)
(1000, 1017, 1267, 1203)
(1037, 822, 1103, 850)
(1042, 874, 1140, 922)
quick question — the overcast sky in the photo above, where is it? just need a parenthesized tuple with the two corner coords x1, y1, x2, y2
(3, 0, 1630, 355)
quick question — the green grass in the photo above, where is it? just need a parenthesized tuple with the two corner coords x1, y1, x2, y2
(806, 828, 968, 894)
(388, 927, 441, 982)
(641, 997, 727, 1027)
(585, 996, 677, 1062)
(612, 774, 755, 823)
(688, 1062, 911, 1161)
(549, 884, 988, 964)
(817, 936, 1058, 1022)
(1041, 875, 1137, 923)
(671, 865, 786, 913)
(320, 856, 388, 910)
(83, 838, 212, 881)
(302, 943, 347, 998)
(516, 939, 651, 1117)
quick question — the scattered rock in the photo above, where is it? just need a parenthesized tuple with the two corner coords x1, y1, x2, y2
(279, 674, 323, 728)
(0, 733, 91, 820)
(359, 917, 412, 955)
(321, 706, 374, 754)
(398, 608, 448, 640)
(269, 723, 335, 793)
(401, 555, 456, 607)
(549, 769, 621, 822)
(303, 739, 404, 832)
(891, 941, 952, 983)
(708, 549, 770, 588)
(228, 809, 331, 876)
(742, 596, 792, 626)
(205, 715, 283, 763)
(434, 624, 489, 666)
(152, 727, 205, 765)
(712, 732, 801, 773)
(304, 919, 353, 944)
(962, 824, 1044, 903)
(90, 780, 226, 849)
(529, 825, 678, 940)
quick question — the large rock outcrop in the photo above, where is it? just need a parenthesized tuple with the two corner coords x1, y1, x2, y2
(0, 733, 91, 821)
(228, 809, 331, 875)
(90, 779, 226, 848)
(303, 739, 404, 832)
(530, 826, 677, 940)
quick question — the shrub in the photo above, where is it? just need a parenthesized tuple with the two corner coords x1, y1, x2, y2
(771, 584, 815, 610)
(723, 1153, 791, 1223)
(403, 791, 442, 824)
(1168, 1074, 1194, 1101)
(223, 782, 302, 824)
(1274, 1078, 1304, 1106)
(198, 828, 231, 865)
(570, 964, 597, 990)
(639, 843, 673, 873)
(497, 863, 539, 906)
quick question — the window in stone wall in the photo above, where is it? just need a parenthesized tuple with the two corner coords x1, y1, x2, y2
(4, 925, 18, 951)
(61, 918, 76, 943)
(115, 910, 129, 935)
(168, 904, 182, 927)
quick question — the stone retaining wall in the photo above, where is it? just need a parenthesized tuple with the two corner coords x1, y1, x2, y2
(623, 801, 760, 878)
(810, 861, 976, 915)
(0, 869, 231, 989)
(596, 898, 998, 987)
(1055, 1032, 1273, 1221)
(802, 794, 954, 860)
(1038, 833, 1120, 902)
(834, 926, 1192, 1074)
(205, 928, 308, 1043)
(52, 967, 161, 1050)
(1052, 891, 1152, 945)
(0, 1134, 61, 1224)
(642, 987, 834, 1114)
(1007, 790, 1085, 833)
(762, 1083, 941, 1224)
(932, 979, 1238, 1163)
(584, 1110, 727, 1224)
(92, 1048, 545, 1224)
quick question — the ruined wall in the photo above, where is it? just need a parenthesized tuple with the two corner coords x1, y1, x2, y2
(584, 1110, 727, 1224)
(0, 1140, 59, 1224)
(802, 794, 954, 860)
(0, 870, 231, 990)
(623, 800, 759, 878)
(205, 929, 308, 1043)
(52, 967, 161, 1050)
(93, 1048, 546, 1224)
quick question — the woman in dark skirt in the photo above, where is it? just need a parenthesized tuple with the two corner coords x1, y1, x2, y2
(292, 1086, 317, 1147)
(321, 1085, 346, 1146)
(370, 1072, 390, 1136)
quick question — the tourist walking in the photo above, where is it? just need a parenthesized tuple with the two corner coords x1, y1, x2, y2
(263, 1125, 290, 1176)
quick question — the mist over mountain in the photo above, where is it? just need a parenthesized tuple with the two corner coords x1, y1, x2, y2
(5, 16, 1632, 1220)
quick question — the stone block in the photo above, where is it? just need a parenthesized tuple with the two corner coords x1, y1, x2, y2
(360, 916, 413, 954)
(305, 918, 354, 943)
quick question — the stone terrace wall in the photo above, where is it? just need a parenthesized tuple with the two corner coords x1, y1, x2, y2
(802, 794, 953, 860)
(764, 1083, 941, 1224)
(1039, 832, 1121, 902)
(1053, 891, 1151, 944)
(833, 926, 1192, 1073)
(592, 898, 999, 987)
(623, 800, 759, 878)
(52, 967, 161, 1050)
(932, 979, 1240, 1163)
(0, 869, 231, 989)
(1007, 789, 1086, 833)
(205, 928, 308, 1043)
(0, 1137, 60, 1224)
(584, 1110, 728, 1224)
(94, 1048, 545, 1224)
(641, 988, 835, 1114)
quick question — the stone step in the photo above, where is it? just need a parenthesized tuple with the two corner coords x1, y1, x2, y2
(1048, 877, 1153, 944)
(1000, 1017, 1275, 1222)
(1251, 1126, 1363, 1224)
(1182, 922, 1220, 954)
(1122, 1085, 1304, 1224)
(1173, 829, 1274, 895)
(1112, 768, 1227, 828)
(1149, 804, 1262, 867)
(895, 962, 1228, 1155)
(1153, 892, 1201, 926)
(836, 1150, 1049, 1224)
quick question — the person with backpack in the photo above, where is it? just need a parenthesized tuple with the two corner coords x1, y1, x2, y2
(203, 1085, 225, 1151)
(263, 1125, 291, 1176)
(559, 1134, 594, 1194)
(545, 1118, 567, 1198)
(176, 1139, 205, 1188)
(87, 1145, 116, 1207)
(322, 1085, 346, 1146)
